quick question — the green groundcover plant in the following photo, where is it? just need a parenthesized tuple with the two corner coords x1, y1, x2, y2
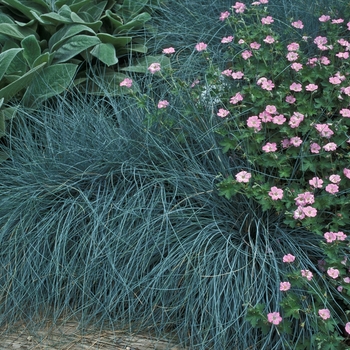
(118, 0, 350, 348)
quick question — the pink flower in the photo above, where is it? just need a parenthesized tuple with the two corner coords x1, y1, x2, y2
(301, 270, 313, 281)
(319, 15, 331, 22)
(231, 71, 244, 79)
(332, 18, 344, 24)
(291, 20, 304, 29)
(302, 206, 317, 217)
(219, 11, 230, 21)
(238, 39, 245, 44)
(314, 36, 328, 46)
(267, 312, 282, 325)
(287, 42, 300, 51)
(247, 116, 262, 130)
(261, 16, 274, 25)
(230, 92, 244, 104)
(336, 52, 349, 59)
(289, 117, 301, 128)
(261, 79, 275, 90)
(324, 231, 337, 243)
(148, 62, 161, 74)
(323, 142, 337, 151)
(265, 105, 277, 114)
(309, 177, 323, 188)
(195, 42, 207, 51)
(315, 124, 334, 138)
(257, 77, 267, 86)
(221, 69, 232, 77)
(310, 142, 321, 154)
(272, 114, 286, 125)
(340, 108, 350, 117)
(250, 42, 261, 50)
(259, 111, 272, 122)
(345, 323, 350, 335)
(329, 76, 342, 84)
(285, 95, 296, 104)
(344, 277, 350, 284)
(280, 282, 291, 291)
(320, 56, 330, 65)
(283, 254, 295, 263)
(305, 84, 318, 91)
(221, 36, 234, 43)
(281, 138, 291, 148)
(342, 86, 350, 96)
(232, 2, 246, 13)
(290, 82, 302, 92)
(269, 186, 284, 200)
(327, 267, 340, 279)
(343, 168, 350, 179)
(294, 206, 305, 220)
(190, 79, 200, 87)
(262, 142, 277, 153)
(162, 47, 175, 54)
(307, 57, 318, 67)
(217, 108, 230, 118)
(318, 309, 331, 320)
(329, 174, 341, 184)
(158, 100, 169, 109)
(286, 52, 299, 61)
(295, 192, 314, 206)
(241, 50, 253, 60)
(235, 171, 251, 183)
(119, 78, 133, 88)
(291, 62, 303, 71)
(290, 136, 302, 147)
(263, 35, 275, 44)
(325, 183, 339, 194)
(336, 231, 347, 241)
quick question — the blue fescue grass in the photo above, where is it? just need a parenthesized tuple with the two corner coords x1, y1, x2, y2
(0, 73, 340, 348)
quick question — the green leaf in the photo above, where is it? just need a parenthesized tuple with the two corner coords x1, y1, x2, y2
(114, 13, 152, 33)
(21, 34, 41, 68)
(1, 105, 18, 120)
(49, 24, 96, 52)
(0, 62, 46, 103)
(90, 43, 118, 66)
(22, 63, 78, 107)
(0, 0, 49, 19)
(96, 33, 132, 46)
(52, 35, 101, 64)
(32, 52, 54, 67)
(0, 23, 38, 40)
(79, 1, 108, 21)
(0, 48, 23, 81)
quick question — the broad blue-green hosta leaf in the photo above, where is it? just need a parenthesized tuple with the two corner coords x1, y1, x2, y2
(21, 34, 41, 68)
(90, 43, 118, 66)
(0, 48, 23, 80)
(22, 63, 78, 107)
(0, 62, 46, 103)
(52, 35, 101, 64)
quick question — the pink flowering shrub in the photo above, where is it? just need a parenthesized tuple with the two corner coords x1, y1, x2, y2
(211, 0, 350, 346)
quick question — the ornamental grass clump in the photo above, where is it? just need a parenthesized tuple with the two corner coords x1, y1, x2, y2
(0, 68, 333, 348)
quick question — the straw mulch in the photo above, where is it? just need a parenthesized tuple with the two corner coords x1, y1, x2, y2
(1, 321, 185, 350)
